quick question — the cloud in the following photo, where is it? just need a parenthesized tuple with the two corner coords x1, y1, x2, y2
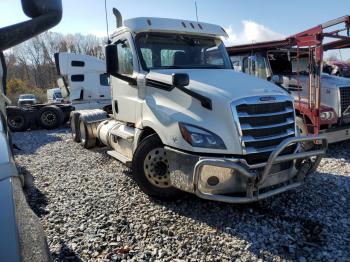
(223, 20, 285, 46)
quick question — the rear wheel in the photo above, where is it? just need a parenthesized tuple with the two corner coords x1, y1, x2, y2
(132, 134, 181, 200)
(7, 108, 30, 132)
(37, 105, 64, 130)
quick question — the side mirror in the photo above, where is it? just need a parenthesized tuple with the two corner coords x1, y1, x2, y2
(271, 75, 282, 85)
(21, 0, 62, 19)
(172, 73, 189, 87)
(106, 44, 118, 76)
(57, 77, 69, 99)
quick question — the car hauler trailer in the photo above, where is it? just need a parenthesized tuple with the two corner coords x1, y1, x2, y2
(6, 52, 112, 132)
(72, 8, 327, 204)
(227, 15, 350, 144)
(0, 0, 62, 261)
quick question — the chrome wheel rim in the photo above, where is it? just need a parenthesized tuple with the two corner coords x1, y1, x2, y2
(41, 111, 56, 126)
(143, 148, 171, 188)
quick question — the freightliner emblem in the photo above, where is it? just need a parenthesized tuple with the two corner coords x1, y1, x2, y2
(260, 96, 276, 102)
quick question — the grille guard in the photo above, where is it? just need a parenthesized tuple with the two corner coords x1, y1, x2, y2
(193, 135, 328, 204)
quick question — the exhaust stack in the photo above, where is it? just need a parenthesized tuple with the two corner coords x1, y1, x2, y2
(113, 8, 123, 28)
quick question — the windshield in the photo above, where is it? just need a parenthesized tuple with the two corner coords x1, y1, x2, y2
(291, 57, 309, 74)
(55, 92, 62, 98)
(243, 55, 270, 80)
(136, 33, 232, 70)
(20, 94, 35, 99)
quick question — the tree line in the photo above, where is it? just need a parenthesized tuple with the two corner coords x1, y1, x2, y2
(5, 31, 105, 103)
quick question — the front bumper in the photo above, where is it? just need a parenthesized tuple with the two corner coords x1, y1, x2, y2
(321, 124, 350, 143)
(166, 135, 327, 203)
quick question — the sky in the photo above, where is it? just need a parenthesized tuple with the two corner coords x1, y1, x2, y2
(1, 0, 350, 59)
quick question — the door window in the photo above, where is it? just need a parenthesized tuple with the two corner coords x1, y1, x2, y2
(116, 40, 134, 75)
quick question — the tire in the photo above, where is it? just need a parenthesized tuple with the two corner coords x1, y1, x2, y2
(132, 134, 181, 200)
(296, 116, 320, 172)
(70, 111, 81, 143)
(79, 119, 96, 149)
(37, 105, 64, 130)
(296, 116, 313, 151)
(7, 107, 30, 132)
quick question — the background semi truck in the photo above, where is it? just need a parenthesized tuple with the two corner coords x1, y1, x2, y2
(54, 52, 112, 111)
(0, 0, 62, 261)
(71, 9, 327, 203)
(227, 16, 350, 144)
(6, 52, 111, 132)
(47, 88, 63, 103)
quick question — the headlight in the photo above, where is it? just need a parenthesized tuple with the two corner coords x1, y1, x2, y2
(179, 123, 226, 149)
(320, 111, 335, 120)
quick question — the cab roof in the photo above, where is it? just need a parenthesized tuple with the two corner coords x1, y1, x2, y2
(111, 17, 228, 38)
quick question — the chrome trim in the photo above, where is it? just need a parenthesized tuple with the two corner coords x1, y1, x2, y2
(339, 86, 350, 116)
(242, 129, 295, 143)
(231, 95, 296, 156)
(237, 107, 294, 118)
(192, 135, 328, 203)
(241, 117, 294, 130)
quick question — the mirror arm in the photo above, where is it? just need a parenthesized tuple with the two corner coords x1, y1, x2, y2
(0, 10, 62, 50)
(112, 73, 137, 86)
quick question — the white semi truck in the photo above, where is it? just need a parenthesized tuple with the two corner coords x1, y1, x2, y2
(7, 53, 112, 132)
(54, 52, 112, 111)
(72, 10, 327, 203)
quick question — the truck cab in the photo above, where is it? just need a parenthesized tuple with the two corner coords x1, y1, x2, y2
(54, 52, 111, 110)
(47, 88, 63, 103)
(74, 13, 326, 203)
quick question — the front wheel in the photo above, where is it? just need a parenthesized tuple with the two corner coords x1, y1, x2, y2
(132, 134, 181, 200)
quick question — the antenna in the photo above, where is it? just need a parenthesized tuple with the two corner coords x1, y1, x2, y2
(104, 0, 111, 44)
(195, 1, 199, 23)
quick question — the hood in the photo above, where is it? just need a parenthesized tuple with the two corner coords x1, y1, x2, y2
(288, 73, 350, 89)
(321, 74, 350, 88)
(147, 69, 288, 101)
(328, 61, 350, 69)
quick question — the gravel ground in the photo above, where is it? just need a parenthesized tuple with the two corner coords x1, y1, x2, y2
(13, 128, 350, 262)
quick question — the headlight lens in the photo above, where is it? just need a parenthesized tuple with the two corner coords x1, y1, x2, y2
(179, 123, 226, 149)
(320, 111, 335, 120)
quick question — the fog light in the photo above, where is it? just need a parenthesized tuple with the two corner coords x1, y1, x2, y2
(207, 176, 220, 186)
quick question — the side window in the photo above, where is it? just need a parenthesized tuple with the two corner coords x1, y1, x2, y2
(71, 60, 85, 67)
(204, 46, 224, 66)
(71, 74, 84, 82)
(100, 73, 109, 86)
(116, 40, 133, 75)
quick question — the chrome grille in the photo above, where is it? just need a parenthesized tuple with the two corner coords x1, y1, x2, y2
(340, 87, 350, 116)
(232, 96, 296, 163)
